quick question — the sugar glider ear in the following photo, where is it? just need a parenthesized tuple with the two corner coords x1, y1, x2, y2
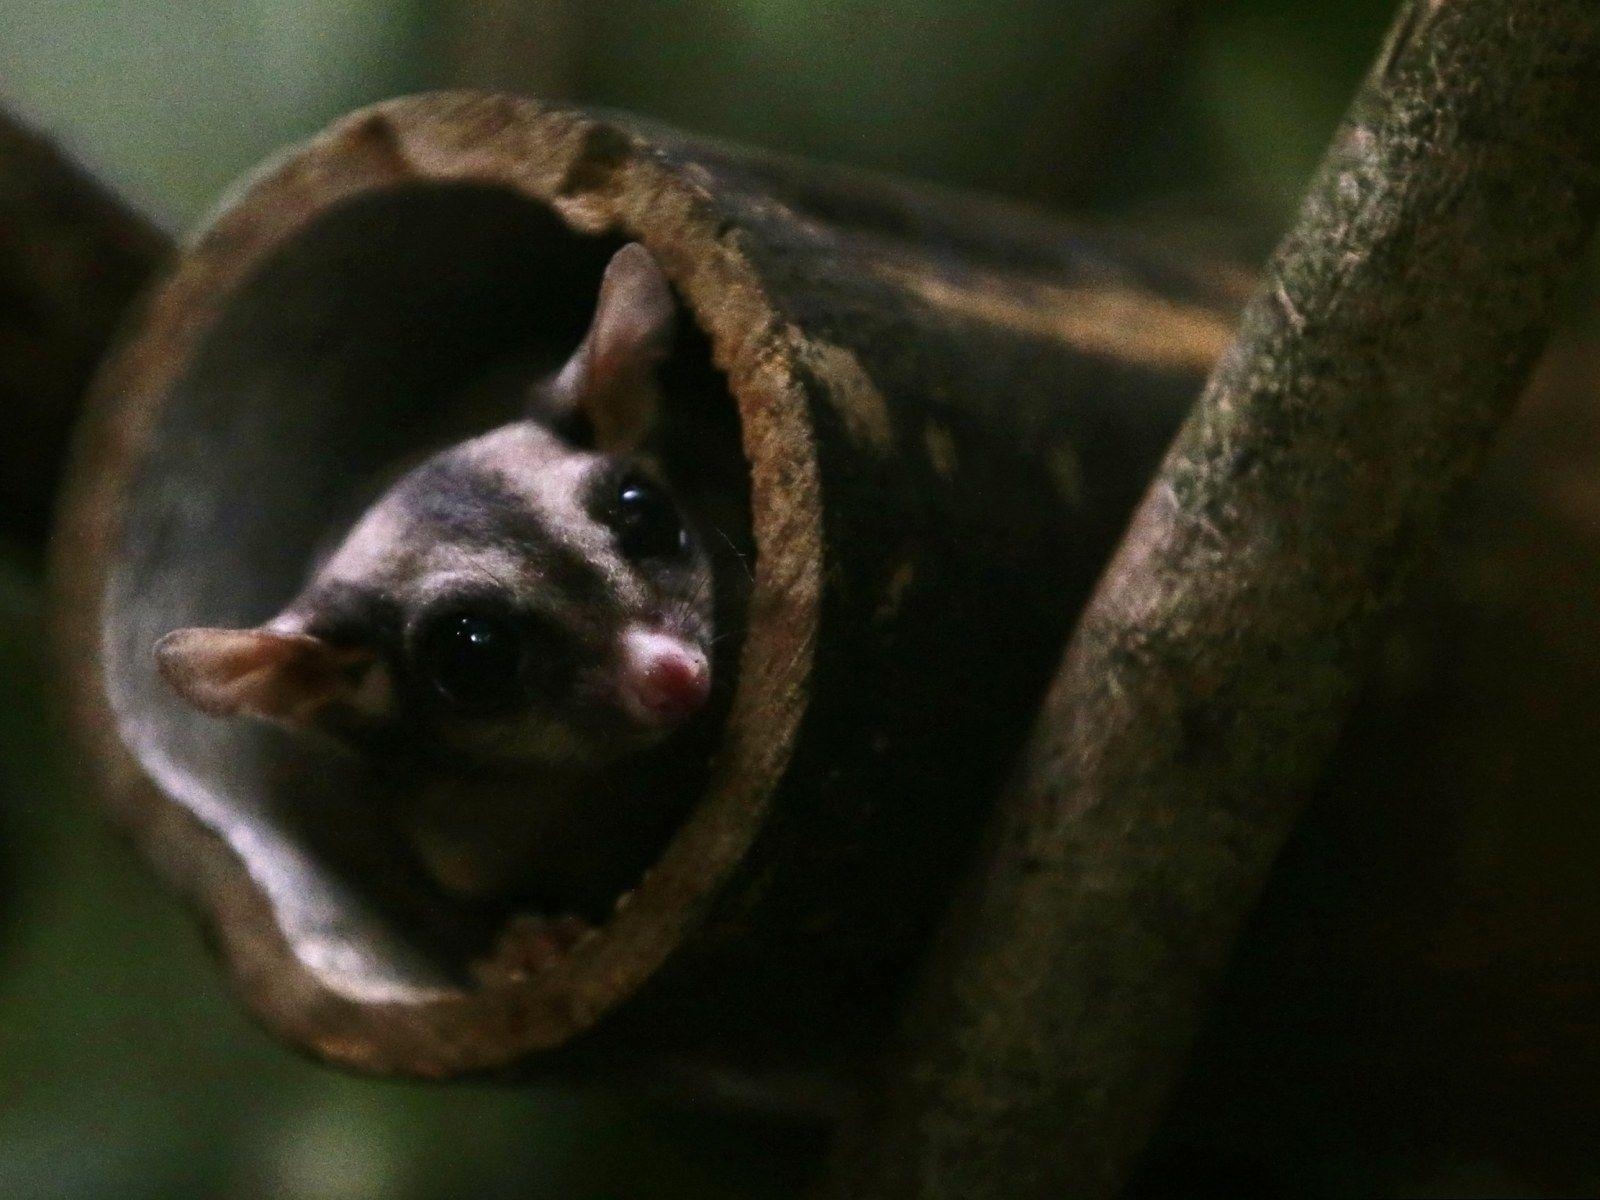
(544, 242, 677, 452)
(155, 626, 373, 727)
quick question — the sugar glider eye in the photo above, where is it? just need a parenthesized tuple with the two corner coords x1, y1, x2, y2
(614, 471, 689, 561)
(415, 611, 525, 712)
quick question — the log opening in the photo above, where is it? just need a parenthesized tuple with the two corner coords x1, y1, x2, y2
(107, 185, 754, 991)
(59, 103, 822, 1080)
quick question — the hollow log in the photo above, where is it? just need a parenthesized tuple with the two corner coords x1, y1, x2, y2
(0, 107, 169, 554)
(49, 92, 1246, 1094)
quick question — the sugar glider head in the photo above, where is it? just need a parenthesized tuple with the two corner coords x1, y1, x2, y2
(156, 244, 717, 770)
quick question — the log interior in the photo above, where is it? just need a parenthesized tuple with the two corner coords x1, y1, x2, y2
(105, 185, 653, 999)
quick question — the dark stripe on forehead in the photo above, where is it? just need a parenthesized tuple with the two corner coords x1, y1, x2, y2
(538, 536, 614, 610)
(394, 448, 615, 611)
(393, 453, 529, 546)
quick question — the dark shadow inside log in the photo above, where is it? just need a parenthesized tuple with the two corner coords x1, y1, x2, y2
(55, 93, 1241, 1096)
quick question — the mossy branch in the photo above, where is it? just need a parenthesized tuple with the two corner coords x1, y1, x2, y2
(822, 2, 1600, 1196)
(0, 107, 168, 554)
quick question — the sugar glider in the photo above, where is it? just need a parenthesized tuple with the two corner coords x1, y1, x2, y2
(156, 243, 750, 915)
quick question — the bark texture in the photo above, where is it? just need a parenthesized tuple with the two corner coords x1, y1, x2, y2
(823, 2, 1600, 1196)
(0, 107, 168, 552)
(1134, 330, 1600, 1194)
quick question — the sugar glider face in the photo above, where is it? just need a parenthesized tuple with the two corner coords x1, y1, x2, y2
(157, 243, 717, 769)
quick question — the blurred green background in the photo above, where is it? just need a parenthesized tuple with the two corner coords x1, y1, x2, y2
(0, 1, 1403, 1197)
(1, 0, 1396, 230)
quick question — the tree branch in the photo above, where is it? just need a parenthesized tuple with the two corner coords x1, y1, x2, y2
(822, 2, 1600, 1196)
(1021, 0, 1203, 211)
(0, 107, 168, 555)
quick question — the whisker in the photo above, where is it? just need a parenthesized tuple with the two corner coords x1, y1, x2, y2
(709, 619, 754, 647)
(475, 561, 519, 594)
(706, 522, 755, 583)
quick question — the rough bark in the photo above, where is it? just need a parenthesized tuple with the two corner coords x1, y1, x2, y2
(0, 107, 169, 554)
(822, 2, 1600, 1196)
(1132, 330, 1600, 1195)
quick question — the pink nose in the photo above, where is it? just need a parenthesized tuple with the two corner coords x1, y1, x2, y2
(618, 627, 711, 728)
